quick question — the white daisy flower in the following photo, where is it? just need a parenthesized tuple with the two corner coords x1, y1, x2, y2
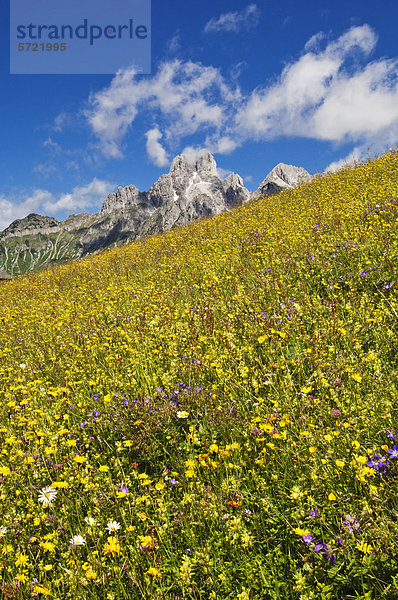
(177, 411, 189, 419)
(70, 535, 85, 546)
(106, 520, 121, 533)
(0, 526, 7, 536)
(38, 486, 57, 505)
(84, 516, 96, 526)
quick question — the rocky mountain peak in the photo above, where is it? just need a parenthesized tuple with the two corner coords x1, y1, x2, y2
(223, 172, 244, 187)
(267, 163, 312, 187)
(169, 154, 191, 175)
(101, 184, 144, 214)
(195, 152, 218, 178)
(169, 152, 218, 178)
(254, 163, 312, 198)
(0, 213, 60, 240)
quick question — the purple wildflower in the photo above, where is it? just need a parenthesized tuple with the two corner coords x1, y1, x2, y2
(314, 542, 327, 552)
(313, 541, 335, 563)
(368, 454, 389, 474)
(388, 446, 398, 459)
(343, 514, 358, 533)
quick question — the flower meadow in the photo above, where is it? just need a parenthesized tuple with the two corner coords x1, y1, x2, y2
(1, 151, 398, 599)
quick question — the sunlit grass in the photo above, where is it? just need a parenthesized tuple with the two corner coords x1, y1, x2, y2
(0, 151, 398, 599)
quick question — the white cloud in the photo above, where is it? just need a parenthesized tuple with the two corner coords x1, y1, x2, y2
(33, 163, 57, 177)
(217, 167, 233, 179)
(204, 135, 239, 154)
(310, 61, 398, 141)
(0, 179, 113, 231)
(179, 145, 211, 166)
(282, 16, 292, 28)
(84, 25, 398, 169)
(325, 139, 396, 172)
(86, 60, 241, 161)
(325, 147, 364, 172)
(179, 141, 238, 165)
(230, 61, 247, 80)
(204, 4, 260, 34)
(304, 31, 326, 52)
(166, 31, 181, 54)
(43, 179, 113, 213)
(0, 191, 51, 231)
(66, 161, 79, 171)
(43, 137, 62, 153)
(85, 66, 141, 158)
(53, 112, 68, 132)
(145, 127, 169, 166)
(328, 24, 377, 56)
(234, 24, 398, 150)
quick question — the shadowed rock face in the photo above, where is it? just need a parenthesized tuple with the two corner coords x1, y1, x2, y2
(0, 154, 310, 275)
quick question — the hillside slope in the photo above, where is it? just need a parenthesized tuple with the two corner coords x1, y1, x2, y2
(0, 151, 397, 599)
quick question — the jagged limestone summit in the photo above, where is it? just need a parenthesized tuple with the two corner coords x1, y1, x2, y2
(0, 154, 311, 275)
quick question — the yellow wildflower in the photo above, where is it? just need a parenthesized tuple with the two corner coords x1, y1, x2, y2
(73, 455, 86, 463)
(33, 585, 51, 596)
(103, 536, 122, 557)
(39, 541, 56, 553)
(15, 553, 29, 567)
(294, 528, 310, 536)
(356, 541, 372, 554)
(146, 567, 161, 578)
(140, 535, 156, 549)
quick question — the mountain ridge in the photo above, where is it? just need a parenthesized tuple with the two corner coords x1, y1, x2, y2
(0, 153, 311, 275)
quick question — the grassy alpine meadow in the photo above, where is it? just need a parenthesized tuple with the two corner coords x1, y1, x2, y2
(1, 151, 398, 600)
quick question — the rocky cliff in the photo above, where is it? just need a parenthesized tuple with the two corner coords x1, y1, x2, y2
(252, 163, 312, 199)
(0, 154, 310, 275)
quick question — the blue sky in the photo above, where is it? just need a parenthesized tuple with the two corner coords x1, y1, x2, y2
(1, 0, 398, 229)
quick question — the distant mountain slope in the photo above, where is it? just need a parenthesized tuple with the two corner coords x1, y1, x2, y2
(0, 154, 311, 275)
